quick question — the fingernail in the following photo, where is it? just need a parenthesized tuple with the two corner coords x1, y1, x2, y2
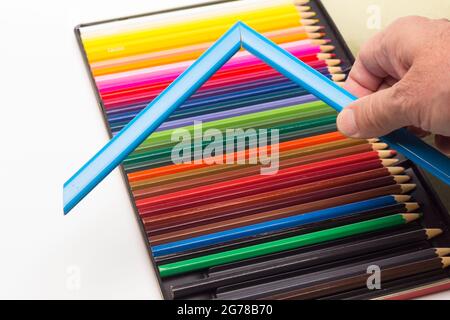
(337, 108, 359, 137)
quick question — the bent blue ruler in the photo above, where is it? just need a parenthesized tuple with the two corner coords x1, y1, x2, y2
(64, 22, 450, 214)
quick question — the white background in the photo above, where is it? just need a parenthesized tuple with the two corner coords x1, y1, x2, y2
(0, 0, 448, 299)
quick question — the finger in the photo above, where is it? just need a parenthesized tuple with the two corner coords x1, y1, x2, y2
(435, 135, 450, 155)
(344, 59, 382, 97)
(336, 86, 412, 138)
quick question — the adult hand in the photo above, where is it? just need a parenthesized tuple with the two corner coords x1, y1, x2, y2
(336, 16, 450, 153)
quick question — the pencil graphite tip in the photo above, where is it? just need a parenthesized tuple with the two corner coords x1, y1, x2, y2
(426, 228, 443, 239)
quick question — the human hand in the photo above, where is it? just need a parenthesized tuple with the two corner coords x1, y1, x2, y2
(336, 16, 450, 153)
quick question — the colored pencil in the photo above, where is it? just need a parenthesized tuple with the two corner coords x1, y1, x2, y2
(148, 183, 414, 244)
(133, 145, 390, 199)
(126, 131, 347, 182)
(157, 214, 421, 278)
(152, 187, 413, 256)
(171, 228, 439, 298)
(216, 253, 450, 300)
(154, 201, 419, 265)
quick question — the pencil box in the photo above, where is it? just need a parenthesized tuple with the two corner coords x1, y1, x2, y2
(74, 0, 450, 300)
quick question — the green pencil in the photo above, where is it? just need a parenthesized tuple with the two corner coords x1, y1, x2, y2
(134, 100, 333, 153)
(158, 213, 421, 278)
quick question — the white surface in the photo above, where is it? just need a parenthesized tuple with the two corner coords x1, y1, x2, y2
(0, 0, 448, 300)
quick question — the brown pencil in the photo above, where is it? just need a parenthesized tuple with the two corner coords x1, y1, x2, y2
(133, 142, 387, 199)
(130, 138, 374, 192)
(149, 184, 415, 245)
(145, 169, 409, 233)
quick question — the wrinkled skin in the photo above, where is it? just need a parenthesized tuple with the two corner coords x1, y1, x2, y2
(336, 16, 450, 153)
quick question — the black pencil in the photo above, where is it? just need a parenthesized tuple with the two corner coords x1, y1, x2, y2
(171, 228, 441, 298)
(267, 257, 450, 300)
(214, 249, 450, 300)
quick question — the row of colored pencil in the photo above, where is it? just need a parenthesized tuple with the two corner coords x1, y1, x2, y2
(77, 0, 450, 299)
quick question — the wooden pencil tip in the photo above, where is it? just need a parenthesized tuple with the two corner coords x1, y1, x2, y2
(372, 143, 388, 150)
(382, 159, 399, 167)
(301, 19, 319, 26)
(393, 195, 411, 203)
(331, 74, 346, 82)
(307, 32, 325, 39)
(402, 213, 421, 223)
(297, 6, 312, 12)
(401, 184, 417, 194)
(327, 66, 342, 74)
(317, 53, 333, 60)
(312, 39, 330, 45)
(441, 257, 450, 269)
(378, 150, 396, 158)
(367, 138, 380, 143)
(301, 12, 317, 18)
(387, 166, 405, 175)
(435, 248, 450, 257)
(404, 202, 420, 212)
(294, 0, 311, 5)
(426, 228, 443, 239)
(325, 59, 341, 66)
(394, 175, 411, 184)
(305, 26, 322, 32)
(320, 45, 335, 53)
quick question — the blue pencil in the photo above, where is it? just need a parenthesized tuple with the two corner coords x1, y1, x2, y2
(151, 195, 408, 257)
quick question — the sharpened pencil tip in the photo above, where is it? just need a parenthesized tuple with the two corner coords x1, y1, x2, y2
(300, 19, 319, 25)
(394, 175, 411, 183)
(442, 257, 450, 269)
(301, 12, 317, 19)
(378, 150, 395, 158)
(401, 184, 417, 194)
(294, 0, 311, 5)
(393, 195, 411, 203)
(381, 159, 399, 167)
(404, 202, 420, 212)
(426, 228, 443, 239)
(387, 167, 405, 175)
(435, 248, 450, 257)
(297, 6, 311, 12)
(402, 213, 421, 223)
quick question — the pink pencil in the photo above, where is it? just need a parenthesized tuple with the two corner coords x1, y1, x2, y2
(96, 42, 324, 93)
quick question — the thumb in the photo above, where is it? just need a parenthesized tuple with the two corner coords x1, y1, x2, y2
(336, 86, 413, 138)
